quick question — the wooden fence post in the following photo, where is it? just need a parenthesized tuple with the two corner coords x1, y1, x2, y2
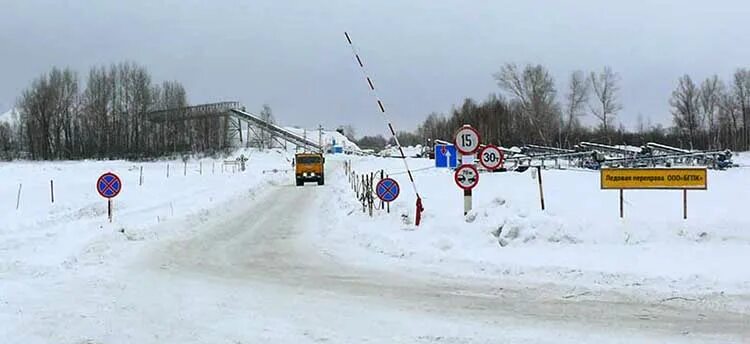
(16, 183, 22, 210)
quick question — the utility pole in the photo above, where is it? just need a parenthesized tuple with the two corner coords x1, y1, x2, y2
(319, 124, 324, 153)
(303, 129, 308, 152)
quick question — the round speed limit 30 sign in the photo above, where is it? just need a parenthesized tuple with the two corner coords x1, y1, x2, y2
(479, 145, 504, 171)
(454, 125, 481, 155)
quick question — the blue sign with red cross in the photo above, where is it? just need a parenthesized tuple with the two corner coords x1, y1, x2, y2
(97, 172, 122, 199)
(376, 178, 400, 203)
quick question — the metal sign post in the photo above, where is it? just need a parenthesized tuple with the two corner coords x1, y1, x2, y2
(97, 172, 122, 223)
(454, 165, 479, 215)
(600, 168, 707, 219)
(536, 166, 545, 211)
(454, 125, 481, 217)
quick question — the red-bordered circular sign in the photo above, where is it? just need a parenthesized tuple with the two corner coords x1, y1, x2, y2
(479, 145, 504, 170)
(454, 164, 479, 190)
(454, 125, 481, 155)
(375, 177, 400, 202)
(97, 172, 122, 199)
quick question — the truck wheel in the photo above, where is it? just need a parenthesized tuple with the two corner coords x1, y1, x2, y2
(296, 179, 303, 186)
(318, 177, 324, 185)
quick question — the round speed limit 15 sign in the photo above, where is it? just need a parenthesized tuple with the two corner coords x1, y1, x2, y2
(454, 125, 481, 155)
(479, 145, 504, 170)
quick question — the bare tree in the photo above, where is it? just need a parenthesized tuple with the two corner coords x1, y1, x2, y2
(589, 66, 622, 144)
(732, 69, 750, 150)
(17, 67, 80, 159)
(718, 90, 740, 149)
(699, 75, 723, 149)
(562, 70, 590, 146)
(494, 63, 559, 145)
(338, 124, 356, 142)
(670, 75, 702, 149)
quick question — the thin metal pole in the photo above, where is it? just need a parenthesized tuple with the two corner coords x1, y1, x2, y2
(464, 189, 472, 216)
(16, 183, 22, 210)
(683, 189, 687, 220)
(50, 180, 54, 203)
(344, 32, 423, 218)
(619, 189, 624, 218)
(536, 167, 545, 211)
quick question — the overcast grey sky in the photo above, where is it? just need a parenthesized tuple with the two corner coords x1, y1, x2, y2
(1, 0, 749, 136)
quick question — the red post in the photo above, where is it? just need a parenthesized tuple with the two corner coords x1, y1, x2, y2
(415, 196, 424, 226)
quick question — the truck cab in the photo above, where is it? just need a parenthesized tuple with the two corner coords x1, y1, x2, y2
(294, 152, 325, 186)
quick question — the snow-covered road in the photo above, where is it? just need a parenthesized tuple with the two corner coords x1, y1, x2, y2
(125, 166, 749, 342)
(3, 158, 749, 343)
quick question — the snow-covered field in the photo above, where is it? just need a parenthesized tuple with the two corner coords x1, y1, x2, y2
(1, 149, 749, 342)
(325, 155, 750, 299)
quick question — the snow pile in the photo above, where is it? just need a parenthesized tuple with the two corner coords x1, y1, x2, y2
(0, 148, 292, 272)
(0, 108, 19, 124)
(378, 144, 424, 157)
(315, 155, 750, 296)
(284, 127, 361, 153)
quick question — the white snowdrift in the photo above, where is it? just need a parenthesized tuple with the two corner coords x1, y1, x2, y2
(284, 127, 362, 153)
(0, 149, 292, 271)
(316, 154, 750, 297)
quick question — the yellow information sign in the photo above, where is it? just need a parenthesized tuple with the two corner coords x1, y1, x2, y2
(600, 168, 707, 190)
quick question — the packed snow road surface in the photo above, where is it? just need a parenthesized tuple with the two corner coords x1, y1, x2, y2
(2, 153, 749, 343)
(142, 171, 746, 343)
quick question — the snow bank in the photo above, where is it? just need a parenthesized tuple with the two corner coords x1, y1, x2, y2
(0, 149, 292, 271)
(284, 127, 361, 153)
(315, 155, 750, 297)
(379, 145, 423, 158)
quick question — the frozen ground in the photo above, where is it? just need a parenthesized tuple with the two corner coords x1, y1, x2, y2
(1, 149, 749, 343)
(330, 155, 750, 299)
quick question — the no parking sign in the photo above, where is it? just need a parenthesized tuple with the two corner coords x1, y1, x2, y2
(97, 172, 121, 222)
(376, 178, 400, 203)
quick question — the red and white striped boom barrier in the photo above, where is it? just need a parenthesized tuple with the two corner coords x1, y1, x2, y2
(344, 31, 424, 226)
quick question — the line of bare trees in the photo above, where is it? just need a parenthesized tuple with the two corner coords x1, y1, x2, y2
(414, 63, 750, 152)
(670, 70, 750, 150)
(0, 62, 232, 160)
